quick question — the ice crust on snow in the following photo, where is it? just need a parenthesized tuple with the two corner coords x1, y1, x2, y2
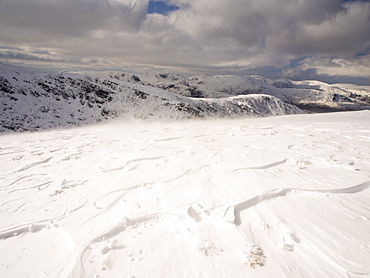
(0, 110, 369, 277)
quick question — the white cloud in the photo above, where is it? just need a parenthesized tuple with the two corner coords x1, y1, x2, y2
(284, 56, 370, 79)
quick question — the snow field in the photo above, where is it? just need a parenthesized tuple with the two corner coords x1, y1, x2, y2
(0, 111, 369, 277)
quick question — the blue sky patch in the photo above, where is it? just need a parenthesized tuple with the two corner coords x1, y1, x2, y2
(288, 56, 310, 67)
(148, 1, 180, 15)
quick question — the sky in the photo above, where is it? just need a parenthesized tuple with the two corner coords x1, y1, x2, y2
(0, 0, 370, 84)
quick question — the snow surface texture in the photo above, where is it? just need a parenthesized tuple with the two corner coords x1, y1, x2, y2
(108, 71, 370, 112)
(0, 111, 369, 277)
(0, 64, 302, 132)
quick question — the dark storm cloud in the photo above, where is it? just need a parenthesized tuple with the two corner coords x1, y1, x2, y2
(0, 0, 148, 38)
(0, 0, 369, 83)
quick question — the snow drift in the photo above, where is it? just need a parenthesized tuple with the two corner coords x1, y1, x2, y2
(0, 110, 369, 277)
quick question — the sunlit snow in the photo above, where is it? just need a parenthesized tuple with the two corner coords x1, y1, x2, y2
(0, 111, 369, 277)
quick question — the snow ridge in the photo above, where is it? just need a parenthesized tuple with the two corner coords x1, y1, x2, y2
(231, 181, 370, 226)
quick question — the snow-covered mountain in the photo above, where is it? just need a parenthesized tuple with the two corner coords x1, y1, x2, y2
(1, 64, 370, 277)
(0, 64, 302, 132)
(109, 71, 370, 113)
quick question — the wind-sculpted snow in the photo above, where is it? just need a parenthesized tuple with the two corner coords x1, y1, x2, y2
(0, 110, 369, 277)
(230, 181, 370, 226)
(0, 64, 302, 131)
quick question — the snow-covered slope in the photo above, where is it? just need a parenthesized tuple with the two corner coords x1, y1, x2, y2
(0, 64, 302, 131)
(110, 72, 370, 112)
(0, 110, 369, 277)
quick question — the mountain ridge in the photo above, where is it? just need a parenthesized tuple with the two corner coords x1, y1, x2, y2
(0, 63, 303, 132)
(107, 71, 370, 112)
